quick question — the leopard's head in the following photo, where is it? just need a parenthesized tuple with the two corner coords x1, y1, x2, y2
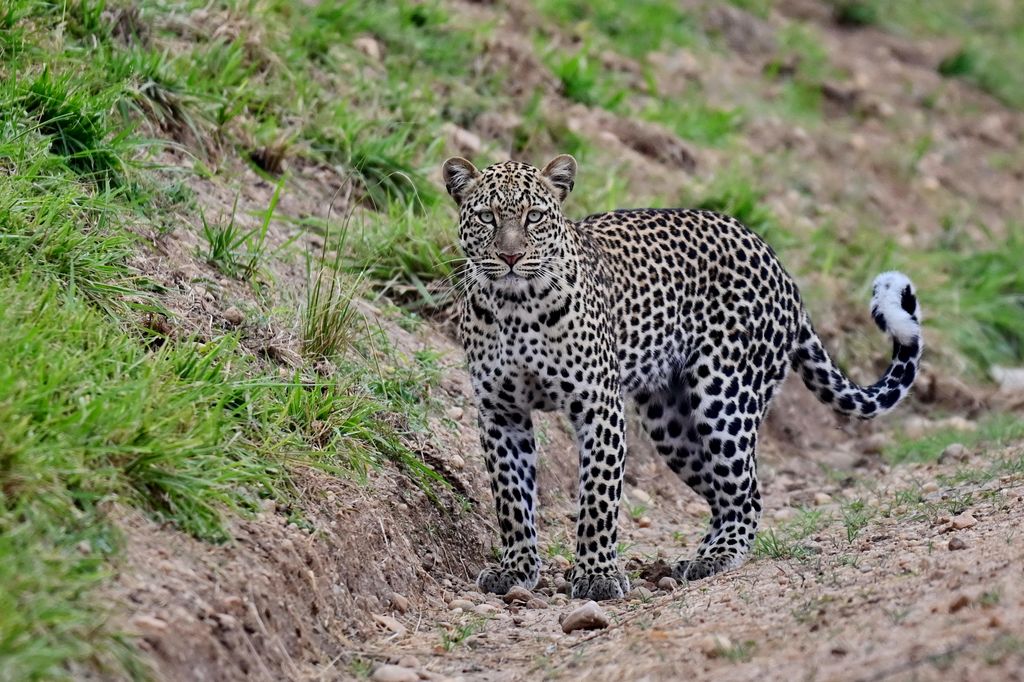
(442, 155, 576, 291)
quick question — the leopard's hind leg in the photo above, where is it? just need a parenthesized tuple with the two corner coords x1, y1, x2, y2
(636, 352, 783, 581)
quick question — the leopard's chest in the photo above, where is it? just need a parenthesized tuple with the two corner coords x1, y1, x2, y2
(461, 291, 617, 406)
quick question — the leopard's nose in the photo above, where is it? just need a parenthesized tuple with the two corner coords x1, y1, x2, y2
(497, 252, 525, 267)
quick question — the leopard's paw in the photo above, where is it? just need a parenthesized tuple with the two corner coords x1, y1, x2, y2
(476, 566, 532, 595)
(673, 555, 739, 582)
(571, 571, 630, 601)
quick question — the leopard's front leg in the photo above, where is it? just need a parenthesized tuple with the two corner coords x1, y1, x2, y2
(568, 390, 630, 600)
(474, 404, 541, 595)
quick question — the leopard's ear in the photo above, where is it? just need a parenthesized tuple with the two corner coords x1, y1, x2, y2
(442, 157, 480, 206)
(540, 154, 577, 203)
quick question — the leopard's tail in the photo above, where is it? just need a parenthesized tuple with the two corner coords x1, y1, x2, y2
(792, 272, 923, 419)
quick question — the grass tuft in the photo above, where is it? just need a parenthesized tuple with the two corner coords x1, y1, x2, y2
(21, 70, 129, 185)
(534, 0, 699, 58)
(302, 218, 366, 362)
(544, 46, 627, 111)
(642, 100, 743, 147)
(886, 413, 1024, 464)
(832, 1, 879, 27)
(311, 113, 441, 212)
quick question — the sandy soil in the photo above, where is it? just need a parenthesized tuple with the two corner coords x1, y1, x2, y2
(364, 425, 1024, 682)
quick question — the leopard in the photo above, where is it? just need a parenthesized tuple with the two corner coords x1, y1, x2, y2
(442, 154, 923, 601)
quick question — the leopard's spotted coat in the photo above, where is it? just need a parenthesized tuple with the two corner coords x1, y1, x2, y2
(443, 155, 922, 600)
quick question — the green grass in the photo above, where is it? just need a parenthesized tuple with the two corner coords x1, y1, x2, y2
(0, 276, 270, 677)
(0, 511, 143, 681)
(0, 1, 467, 675)
(338, 204, 461, 308)
(727, 0, 772, 18)
(857, 0, 1024, 108)
(542, 45, 629, 111)
(534, 0, 700, 58)
(929, 229, 1024, 372)
(760, 23, 838, 121)
(831, 1, 879, 27)
(753, 506, 828, 562)
(886, 413, 1024, 464)
(937, 450, 1024, 489)
(753, 528, 814, 561)
(439, 617, 487, 651)
(197, 186, 286, 282)
(20, 69, 129, 186)
(685, 169, 797, 249)
(717, 639, 758, 663)
(0, 265, 450, 675)
(510, 90, 592, 158)
(302, 258, 365, 363)
(840, 499, 873, 543)
(642, 99, 743, 147)
(308, 109, 443, 212)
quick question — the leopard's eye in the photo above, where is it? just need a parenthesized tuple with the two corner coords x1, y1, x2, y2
(525, 209, 544, 225)
(477, 210, 495, 224)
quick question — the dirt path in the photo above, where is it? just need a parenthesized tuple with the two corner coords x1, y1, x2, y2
(366, 427, 1024, 681)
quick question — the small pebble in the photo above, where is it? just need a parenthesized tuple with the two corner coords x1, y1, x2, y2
(940, 443, 967, 462)
(551, 554, 571, 571)
(222, 306, 244, 325)
(389, 592, 410, 613)
(396, 656, 420, 669)
(773, 507, 795, 522)
(631, 487, 652, 505)
(502, 586, 534, 604)
(132, 615, 168, 633)
(684, 501, 706, 516)
(372, 664, 418, 682)
(949, 594, 971, 613)
(371, 614, 405, 636)
(950, 514, 977, 530)
(699, 634, 732, 657)
(628, 586, 653, 601)
(561, 600, 610, 634)
(353, 36, 383, 60)
(214, 613, 238, 630)
(947, 536, 967, 551)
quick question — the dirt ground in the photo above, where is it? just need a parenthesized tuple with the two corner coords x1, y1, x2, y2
(98, 1, 1024, 680)
(359, 410, 1024, 682)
